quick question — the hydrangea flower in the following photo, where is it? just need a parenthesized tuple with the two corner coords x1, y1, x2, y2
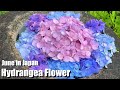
(80, 58, 100, 77)
(46, 11, 80, 20)
(15, 30, 36, 60)
(85, 19, 116, 67)
(47, 58, 81, 79)
(91, 50, 108, 69)
(15, 11, 117, 79)
(15, 29, 48, 70)
(25, 14, 47, 33)
(47, 57, 101, 79)
(32, 16, 98, 62)
(85, 19, 105, 34)
(94, 34, 117, 66)
(65, 11, 80, 19)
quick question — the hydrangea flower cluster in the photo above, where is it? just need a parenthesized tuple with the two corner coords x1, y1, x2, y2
(15, 30, 48, 71)
(93, 34, 117, 67)
(25, 14, 47, 32)
(15, 11, 117, 79)
(32, 16, 98, 62)
(85, 19, 105, 34)
(46, 11, 80, 20)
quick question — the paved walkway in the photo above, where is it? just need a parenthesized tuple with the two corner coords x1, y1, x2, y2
(0, 11, 120, 79)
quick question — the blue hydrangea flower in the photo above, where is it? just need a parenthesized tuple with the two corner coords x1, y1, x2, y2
(85, 19, 105, 34)
(65, 11, 80, 19)
(15, 30, 36, 60)
(47, 58, 82, 79)
(46, 11, 65, 20)
(15, 29, 48, 70)
(94, 34, 117, 66)
(80, 58, 100, 77)
(91, 50, 108, 68)
(47, 58, 101, 79)
(46, 11, 80, 20)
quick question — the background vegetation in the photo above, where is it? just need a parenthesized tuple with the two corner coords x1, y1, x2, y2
(0, 11, 9, 15)
(88, 11, 120, 38)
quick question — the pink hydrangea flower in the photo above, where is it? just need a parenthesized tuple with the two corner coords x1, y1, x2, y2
(32, 16, 98, 62)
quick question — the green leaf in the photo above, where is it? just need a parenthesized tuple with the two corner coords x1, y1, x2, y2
(109, 11, 116, 24)
(114, 28, 120, 37)
(115, 16, 120, 24)
(104, 18, 113, 27)
(89, 11, 101, 19)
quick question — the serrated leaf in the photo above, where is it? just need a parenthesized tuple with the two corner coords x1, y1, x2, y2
(110, 11, 116, 24)
(114, 24, 120, 29)
(115, 30, 120, 38)
(89, 11, 100, 19)
(98, 11, 109, 19)
(114, 24, 120, 36)
(115, 16, 120, 24)
(104, 18, 113, 27)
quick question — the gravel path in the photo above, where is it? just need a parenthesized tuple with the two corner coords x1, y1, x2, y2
(0, 11, 120, 79)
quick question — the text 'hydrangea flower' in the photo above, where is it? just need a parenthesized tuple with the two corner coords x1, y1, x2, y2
(32, 16, 98, 62)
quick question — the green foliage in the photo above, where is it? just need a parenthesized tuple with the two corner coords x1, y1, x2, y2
(0, 11, 8, 15)
(88, 11, 120, 38)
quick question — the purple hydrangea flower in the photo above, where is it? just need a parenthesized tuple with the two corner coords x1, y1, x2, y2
(85, 19, 105, 34)
(25, 14, 47, 33)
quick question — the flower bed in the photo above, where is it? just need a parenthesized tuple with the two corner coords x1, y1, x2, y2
(15, 11, 117, 79)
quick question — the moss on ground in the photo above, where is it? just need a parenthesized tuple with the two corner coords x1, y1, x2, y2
(0, 11, 9, 15)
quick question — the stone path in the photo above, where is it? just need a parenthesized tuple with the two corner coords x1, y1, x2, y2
(0, 11, 120, 79)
